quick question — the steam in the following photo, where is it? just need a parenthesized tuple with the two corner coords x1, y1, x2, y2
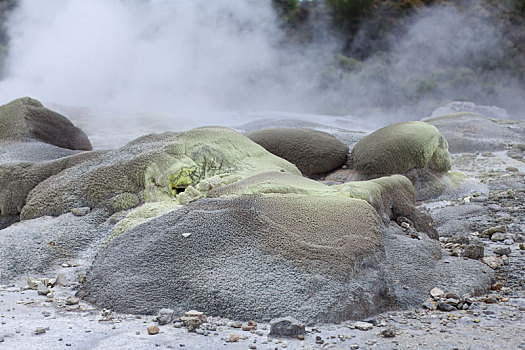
(327, 3, 525, 120)
(0, 0, 299, 114)
(0, 0, 523, 128)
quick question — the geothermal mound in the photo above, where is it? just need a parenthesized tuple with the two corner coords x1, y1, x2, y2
(247, 128, 348, 175)
(0, 98, 494, 323)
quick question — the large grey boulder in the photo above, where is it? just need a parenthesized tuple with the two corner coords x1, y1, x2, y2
(81, 194, 390, 323)
(423, 112, 525, 153)
(247, 128, 348, 176)
(80, 189, 492, 323)
(0, 97, 92, 151)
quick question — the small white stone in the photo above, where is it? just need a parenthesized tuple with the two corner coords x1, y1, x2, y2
(354, 321, 373, 331)
(430, 287, 445, 299)
(182, 233, 192, 238)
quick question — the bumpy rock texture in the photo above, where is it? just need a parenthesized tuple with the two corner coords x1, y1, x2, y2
(0, 97, 92, 151)
(0, 208, 111, 281)
(247, 128, 348, 176)
(350, 121, 451, 175)
(81, 194, 391, 323)
(334, 175, 438, 239)
(15, 127, 300, 220)
(81, 189, 492, 323)
(423, 112, 525, 153)
(0, 124, 493, 324)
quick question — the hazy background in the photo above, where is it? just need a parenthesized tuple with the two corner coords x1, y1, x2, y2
(0, 0, 524, 134)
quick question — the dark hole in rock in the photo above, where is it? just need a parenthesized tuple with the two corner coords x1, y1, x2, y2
(171, 184, 189, 195)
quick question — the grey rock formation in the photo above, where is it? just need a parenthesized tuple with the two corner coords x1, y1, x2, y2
(0, 97, 92, 151)
(423, 112, 525, 153)
(247, 128, 348, 176)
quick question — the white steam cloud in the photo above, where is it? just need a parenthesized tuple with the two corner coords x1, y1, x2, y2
(1, 0, 308, 114)
(0, 0, 523, 130)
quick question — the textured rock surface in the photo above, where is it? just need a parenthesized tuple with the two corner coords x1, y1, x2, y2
(0, 208, 111, 281)
(247, 128, 348, 176)
(81, 191, 492, 323)
(350, 121, 451, 175)
(0, 97, 92, 151)
(210, 172, 437, 238)
(334, 175, 438, 238)
(0, 151, 104, 218)
(81, 194, 392, 323)
(0, 141, 80, 165)
(423, 112, 525, 153)
(17, 127, 299, 220)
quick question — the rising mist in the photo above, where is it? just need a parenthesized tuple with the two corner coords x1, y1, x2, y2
(0, 0, 523, 125)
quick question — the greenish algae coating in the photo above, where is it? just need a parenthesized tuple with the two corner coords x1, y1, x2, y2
(350, 121, 451, 175)
(20, 127, 301, 220)
(109, 201, 182, 242)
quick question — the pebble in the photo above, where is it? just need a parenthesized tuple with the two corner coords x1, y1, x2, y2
(354, 321, 374, 331)
(181, 310, 207, 331)
(229, 333, 240, 342)
(484, 294, 499, 304)
(437, 302, 455, 312)
(463, 243, 484, 259)
(481, 225, 507, 238)
(350, 344, 359, 349)
(65, 296, 79, 305)
(249, 345, 257, 350)
(430, 287, 445, 299)
(520, 243, 525, 250)
(493, 246, 511, 256)
(155, 308, 175, 325)
(34, 327, 47, 335)
(147, 325, 160, 335)
(446, 292, 460, 299)
(445, 298, 460, 307)
(269, 317, 305, 337)
(422, 301, 437, 310)
(380, 325, 396, 338)
(37, 282, 50, 296)
(491, 232, 506, 242)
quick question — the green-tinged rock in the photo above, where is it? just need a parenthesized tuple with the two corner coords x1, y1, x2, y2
(81, 193, 390, 323)
(334, 175, 437, 238)
(0, 151, 105, 217)
(109, 201, 182, 242)
(350, 121, 451, 175)
(247, 128, 348, 176)
(19, 127, 300, 220)
(106, 192, 140, 212)
(208, 170, 330, 197)
(0, 97, 92, 150)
